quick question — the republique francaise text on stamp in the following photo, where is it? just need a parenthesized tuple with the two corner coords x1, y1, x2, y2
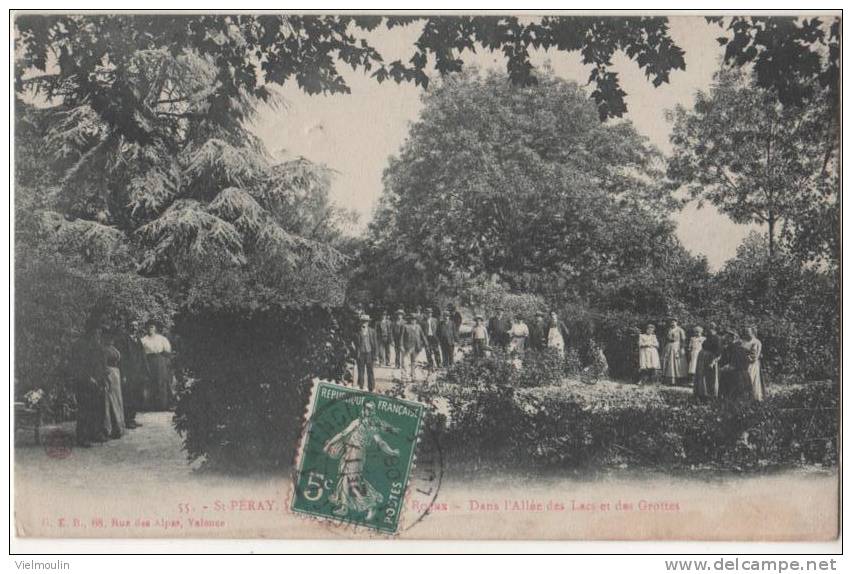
(290, 382, 426, 534)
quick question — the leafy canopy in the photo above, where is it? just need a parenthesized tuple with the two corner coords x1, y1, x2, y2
(357, 68, 680, 303)
(667, 66, 839, 264)
(15, 14, 687, 125)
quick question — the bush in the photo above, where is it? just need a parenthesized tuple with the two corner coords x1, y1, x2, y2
(172, 304, 355, 471)
(460, 278, 546, 321)
(15, 252, 174, 420)
(437, 380, 838, 472)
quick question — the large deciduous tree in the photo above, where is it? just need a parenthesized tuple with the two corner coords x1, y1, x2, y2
(356, 68, 682, 303)
(666, 67, 839, 264)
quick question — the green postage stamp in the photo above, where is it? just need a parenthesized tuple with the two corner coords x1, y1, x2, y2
(291, 382, 426, 534)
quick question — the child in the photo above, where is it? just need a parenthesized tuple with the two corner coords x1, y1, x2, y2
(637, 324, 660, 385)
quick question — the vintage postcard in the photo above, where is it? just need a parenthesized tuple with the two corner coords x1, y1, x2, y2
(12, 11, 840, 543)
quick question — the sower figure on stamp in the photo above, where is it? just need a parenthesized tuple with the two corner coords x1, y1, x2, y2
(323, 400, 400, 522)
(353, 314, 378, 391)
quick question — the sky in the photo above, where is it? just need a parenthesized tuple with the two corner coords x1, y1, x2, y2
(250, 16, 756, 270)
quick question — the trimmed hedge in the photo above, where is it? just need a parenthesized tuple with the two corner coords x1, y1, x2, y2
(434, 378, 838, 472)
(172, 305, 355, 471)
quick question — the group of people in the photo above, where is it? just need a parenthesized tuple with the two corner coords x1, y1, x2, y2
(71, 315, 174, 447)
(636, 318, 765, 401)
(351, 304, 573, 389)
(352, 305, 463, 390)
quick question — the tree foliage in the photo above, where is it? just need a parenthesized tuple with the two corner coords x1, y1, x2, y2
(15, 14, 688, 125)
(356, 69, 680, 303)
(667, 67, 839, 264)
(709, 16, 840, 111)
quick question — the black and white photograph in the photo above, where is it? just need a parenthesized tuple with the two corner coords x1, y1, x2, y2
(10, 9, 841, 547)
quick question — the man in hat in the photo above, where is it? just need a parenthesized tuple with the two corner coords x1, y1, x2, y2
(353, 314, 379, 391)
(471, 314, 489, 358)
(400, 313, 428, 380)
(392, 309, 406, 369)
(488, 306, 511, 351)
(447, 303, 463, 333)
(528, 311, 547, 351)
(419, 306, 441, 369)
(375, 310, 393, 367)
(437, 309, 458, 367)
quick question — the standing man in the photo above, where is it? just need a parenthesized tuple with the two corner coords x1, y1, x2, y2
(392, 309, 406, 369)
(528, 311, 547, 351)
(116, 319, 149, 429)
(447, 304, 463, 333)
(376, 311, 393, 367)
(437, 310, 458, 367)
(353, 314, 378, 391)
(488, 306, 511, 351)
(419, 307, 441, 369)
(471, 315, 489, 358)
(400, 313, 428, 381)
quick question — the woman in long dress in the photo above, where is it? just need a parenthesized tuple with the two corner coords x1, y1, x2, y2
(661, 318, 688, 386)
(637, 324, 660, 385)
(323, 401, 400, 522)
(741, 326, 765, 401)
(508, 314, 529, 356)
(693, 323, 722, 399)
(101, 331, 126, 438)
(141, 320, 173, 410)
(687, 326, 705, 379)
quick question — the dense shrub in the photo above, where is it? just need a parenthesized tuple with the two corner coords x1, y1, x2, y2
(14, 252, 174, 420)
(438, 381, 838, 472)
(172, 304, 355, 471)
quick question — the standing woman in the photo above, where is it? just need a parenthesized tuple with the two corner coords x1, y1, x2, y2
(741, 326, 765, 401)
(101, 330, 126, 438)
(687, 326, 706, 381)
(141, 320, 173, 410)
(637, 324, 661, 385)
(693, 323, 722, 399)
(508, 314, 529, 356)
(70, 316, 109, 447)
(661, 318, 688, 386)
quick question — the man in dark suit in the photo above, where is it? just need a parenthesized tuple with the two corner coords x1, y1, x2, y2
(376, 311, 393, 367)
(419, 307, 441, 368)
(353, 314, 379, 391)
(437, 310, 458, 367)
(528, 311, 547, 351)
(392, 309, 406, 369)
(488, 306, 512, 351)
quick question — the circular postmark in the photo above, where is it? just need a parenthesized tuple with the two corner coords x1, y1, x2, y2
(290, 385, 444, 537)
(43, 428, 74, 459)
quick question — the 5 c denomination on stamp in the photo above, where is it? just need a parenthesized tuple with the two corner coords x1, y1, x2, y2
(290, 382, 425, 534)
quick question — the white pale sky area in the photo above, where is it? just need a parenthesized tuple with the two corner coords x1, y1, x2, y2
(250, 16, 754, 270)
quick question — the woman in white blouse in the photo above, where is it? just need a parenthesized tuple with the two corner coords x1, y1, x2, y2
(508, 314, 530, 355)
(141, 320, 173, 410)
